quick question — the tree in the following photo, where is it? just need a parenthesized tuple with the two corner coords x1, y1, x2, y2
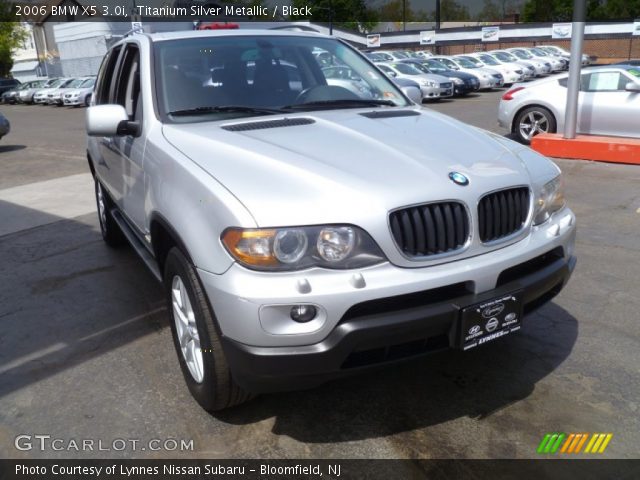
(521, 0, 640, 21)
(378, 0, 432, 23)
(0, 3, 29, 77)
(289, 0, 378, 33)
(439, 0, 471, 21)
(477, 0, 503, 21)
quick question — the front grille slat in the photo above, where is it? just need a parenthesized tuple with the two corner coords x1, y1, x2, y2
(390, 201, 468, 257)
(478, 187, 530, 243)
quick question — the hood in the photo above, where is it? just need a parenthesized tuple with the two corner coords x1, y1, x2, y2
(162, 108, 538, 227)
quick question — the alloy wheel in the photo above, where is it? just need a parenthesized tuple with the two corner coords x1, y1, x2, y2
(171, 275, 204, 383)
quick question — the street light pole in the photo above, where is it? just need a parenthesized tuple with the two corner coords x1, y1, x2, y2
(563, 0, 586, 139)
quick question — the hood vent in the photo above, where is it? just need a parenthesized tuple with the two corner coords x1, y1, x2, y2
(359, 110, 421, 119)
(221, 117, 315, 132)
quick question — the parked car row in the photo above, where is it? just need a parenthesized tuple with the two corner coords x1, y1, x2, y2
(359, 45, 592, 105)
(2, 76, 96, 107)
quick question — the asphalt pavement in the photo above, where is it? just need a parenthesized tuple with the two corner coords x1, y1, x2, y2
(0, 95, 638, 459)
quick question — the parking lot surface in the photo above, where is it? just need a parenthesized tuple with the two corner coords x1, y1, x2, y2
(0, 96, 639, 459)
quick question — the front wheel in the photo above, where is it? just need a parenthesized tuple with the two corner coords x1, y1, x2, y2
(164, 248, 252, 411)
(514, 106, 556, 144)
(94, 178, 125, 247)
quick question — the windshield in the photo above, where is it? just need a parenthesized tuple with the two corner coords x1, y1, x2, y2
(454, 57, 478, 68)
(494, 52, 516, 62)
(513, 50, 533, 59)
(390, 63, 422, 75)
(66, 79, 84, 88)
(80, 78, 96, 88)
(155, 35, 409, 122)
(436, 58, 458, 69)
(407, 62, 430, 74)
(423, 59, 448, 73)
(478, 54, 500, 66)
(531, 48, 547, 56)
(47, 79, 64, 88)
(461, 56, 482, 66)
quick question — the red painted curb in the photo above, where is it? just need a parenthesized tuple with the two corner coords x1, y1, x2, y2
(531, 133, 640, 165)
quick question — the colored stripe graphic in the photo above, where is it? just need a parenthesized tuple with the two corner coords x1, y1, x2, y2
(574, 433, 589, 453)
(585, 433, 614, 453)
(537, 433, 552, 454)
(539, 433, 613, 454)
(537, 433, 566, 454)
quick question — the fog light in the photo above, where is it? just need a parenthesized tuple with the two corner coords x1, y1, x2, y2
(290, 305, 317, 323)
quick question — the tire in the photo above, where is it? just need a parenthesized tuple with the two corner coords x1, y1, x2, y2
(94, 178, 125, 247)
(164, 247, 252, 411)
(513, 106, 556, 145)
(85, 95, 91, 107)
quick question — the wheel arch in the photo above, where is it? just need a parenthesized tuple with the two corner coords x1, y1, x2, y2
(149, 212, 194, 275)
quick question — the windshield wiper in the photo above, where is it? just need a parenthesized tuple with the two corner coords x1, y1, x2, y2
(282, 99, 396, 110)
(167, 105, 289, 116)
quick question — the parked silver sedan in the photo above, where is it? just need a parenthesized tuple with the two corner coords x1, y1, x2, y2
(18, 79, 52, 104)
(378, 62, 453, 100)
(62, 77, 97, 106)
(432, 56, 504, 89)
(498, 66, 640, 143)
(46, 77, 82, 105)
(33, 78, 70, 104)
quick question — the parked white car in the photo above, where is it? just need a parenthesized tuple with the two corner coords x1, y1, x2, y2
(33, 78, 72, 104)
(540, 45, 591, 66)
(498, 65, 640, 143)
(474, 52, 534, 80)
(432, 56, 504, 89)
(63, 77, 96, 106)
(47, 77, 86, 106)
(457, 54, 525, 85)
(489, 50, 538, 78)
(506, 49, 553, 75)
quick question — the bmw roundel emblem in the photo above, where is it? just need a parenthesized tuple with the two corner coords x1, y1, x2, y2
(449, 172, 469, 186)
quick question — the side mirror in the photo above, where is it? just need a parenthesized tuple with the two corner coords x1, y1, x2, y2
(625, 82, 640, 93)
(389, 71, 397, 78)
(86, 104, 140, 137)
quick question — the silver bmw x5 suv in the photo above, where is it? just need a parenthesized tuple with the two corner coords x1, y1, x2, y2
(86, 30, 576, 411)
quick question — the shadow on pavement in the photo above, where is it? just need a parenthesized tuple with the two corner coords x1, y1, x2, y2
(0, 145, 27, 154)
(0, 201, 166, 398)
(217, 302, 577, 443)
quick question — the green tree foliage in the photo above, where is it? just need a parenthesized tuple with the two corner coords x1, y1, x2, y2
(521, 0, 640, 21)
(477, 0, 503, 21)
(439, 0, 471, 21)
(0, 3, 28, 77)
(289, 0, 379, 33)
(378, 0, 432, 22)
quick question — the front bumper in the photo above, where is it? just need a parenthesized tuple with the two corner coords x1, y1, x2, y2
(63, 97, 82, 105)
(198, 208, 577, 392)
(222, 249, 576, 393)
(420, 85, 453, 100)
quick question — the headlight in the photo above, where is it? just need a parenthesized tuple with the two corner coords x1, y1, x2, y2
(450, 77, 463, 85)
(533, 175, 565, 225)
(222, 225, 386, 271)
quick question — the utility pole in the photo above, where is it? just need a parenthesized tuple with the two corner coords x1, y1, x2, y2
(563, 0, 586, 139)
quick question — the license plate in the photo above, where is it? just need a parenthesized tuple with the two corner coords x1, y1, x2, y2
(459, 291, 523, 351)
